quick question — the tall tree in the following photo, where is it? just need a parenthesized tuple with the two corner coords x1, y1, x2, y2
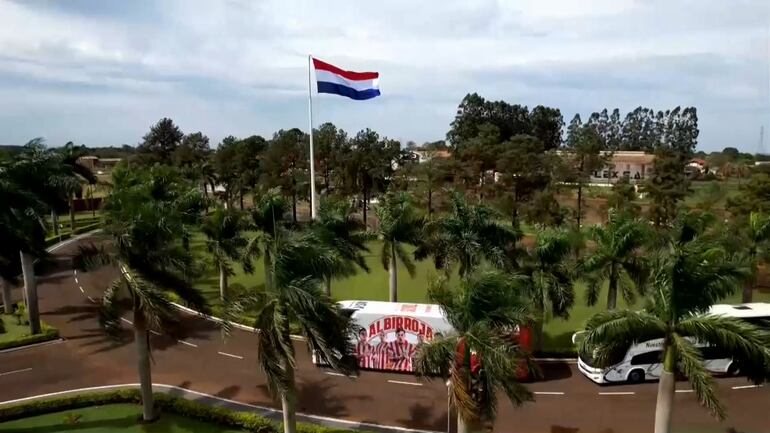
(375, 192, 425, 302)
(495, 134, 553, 226)
(314, 122, 348, 193)
(136, 118, 184, 165)
(606, 176, 640, 217)
(416, 190, 519, 277)
(58, 141, 98, 230)
(414, 148, 449, 217)
(563, 123, 607, 227)
(262, 129, 308, 222)
(414, 271, 535, 433)
(311, 199, 370, 296)
(739, 212, 770, 302)
(645, 148, 690, 227)
(213, 135, 241, 207)
(447, 93, 531, 147)
(245, 188, 289, 292)
(577, 214, 769, 433)
(529, 105, 564, 151)
(521, 228, 576, 348)
(580, 212, 650, 309)
(201, 206, 252, 300)
(79, 165, 208, 421)
(224, 230, 358, 433)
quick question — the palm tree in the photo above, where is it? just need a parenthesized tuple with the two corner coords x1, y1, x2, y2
(521, 227, 576, 348)
(415, 190, 519, 278)
(311, 199, 370, 296)
(414, 271, 535, 433)
(577, 215, 769, 433)
(201, 206, 252, 300)
(580, 212, 650, 309)
(245, 188, 288, 291)
(375, 192, 425, 302)
(740, 212, 770, 302)
(4, 140, 79, 334)
(77, 165, 207, 422)
(224, 230, 357, 433)
(58, 142, 98, 231)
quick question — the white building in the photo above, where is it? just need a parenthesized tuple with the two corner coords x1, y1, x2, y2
(590, 151, 655, 184)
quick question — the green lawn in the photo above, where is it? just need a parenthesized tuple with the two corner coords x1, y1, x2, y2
(0, 404, 247, 432)
(45, 212, 101, 239)
(189, 233, 770, 354)
(0, 315, 30, 343)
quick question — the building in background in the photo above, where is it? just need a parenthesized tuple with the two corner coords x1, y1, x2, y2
(590, 151, 655, 184)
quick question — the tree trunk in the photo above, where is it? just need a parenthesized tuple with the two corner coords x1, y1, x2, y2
(51, 210, 59, 236)
(324, 276, 332, 297)
(607, 266, 618, 309)
(19, 251, 40, 335)
(742, 283, 753, 303)
(292, 192, 297, 223)
(1, 277, 12, 314)
(362, 189, 368, 230)
(389, 242, 398, 302)
(280, 366, 297, 433)
(133, 300, 155, 422)
(264, 252, 273, 292)
(202, 182, 208, 197)
(69, 195, 77, 231)
(576, 183, 583, 228)
(239, 193, 244, 210)
(219, 264, 228, 301)
(654, 346, 676, 433)
(427, 187, 433, 218)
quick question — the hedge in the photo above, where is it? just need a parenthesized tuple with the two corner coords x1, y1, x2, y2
(0, 327, 59, 351)
(0, 389, 373, 433)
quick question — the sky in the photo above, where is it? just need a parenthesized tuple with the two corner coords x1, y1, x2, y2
(0, 0, 768, 152)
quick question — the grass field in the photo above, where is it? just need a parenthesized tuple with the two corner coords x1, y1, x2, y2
(45, 212, 101, 239)
(0, 314, 31, 344)
(0, 404, 246, 432)
(189, 232, 770, 353)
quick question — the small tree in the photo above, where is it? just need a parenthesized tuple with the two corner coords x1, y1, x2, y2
(580, 212, 650, 309)
(740, 212, 770, 302)
(201, 206, 252, 300)
(578, 214, 769, 433)
(375, 192, 425, 302)
(414, 271, 535, 433)
(224, 230, 357, 433)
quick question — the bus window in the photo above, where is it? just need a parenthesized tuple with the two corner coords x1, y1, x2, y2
(630, 350, 662, 365)
(700, 346, 729, 360)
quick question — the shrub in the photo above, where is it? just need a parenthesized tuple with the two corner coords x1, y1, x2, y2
(0, 389, 375, 433)
(0, 326, 59, 351)
(0, 316, 5, 334)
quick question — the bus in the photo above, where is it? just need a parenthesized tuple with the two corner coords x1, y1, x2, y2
(314, 300, 532, 378)
(576, 302, 770, 384)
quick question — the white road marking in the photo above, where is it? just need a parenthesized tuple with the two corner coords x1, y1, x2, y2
(217, 351, 244, 360)
(87, 296, 95, 303)
(79, 286, 84, 293)
(74, 277, 78, 284)
(120, 318, 133, 325)
(732, 384, 763, 390)
(149, 330, 161, 336)
(0, 368, 32, 377)
(73, 270, 77, 275)
(534, 391, 565, 395)
(387, 380, 423, 386)
(177, 340, 198, 348)
(676, 389, 694, 393)
(325, 372, 347, 377)
(598, 391, 635, 395)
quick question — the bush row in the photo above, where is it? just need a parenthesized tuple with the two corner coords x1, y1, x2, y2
(0, 389, 371, 433)
(0, 327, 59, 351)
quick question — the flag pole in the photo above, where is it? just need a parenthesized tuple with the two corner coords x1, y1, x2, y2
(308, 54, 318, 220)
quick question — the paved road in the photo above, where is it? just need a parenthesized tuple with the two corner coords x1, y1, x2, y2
(1, 236, 768, 433)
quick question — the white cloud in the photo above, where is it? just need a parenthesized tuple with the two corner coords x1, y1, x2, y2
(0, 0, 767, 151)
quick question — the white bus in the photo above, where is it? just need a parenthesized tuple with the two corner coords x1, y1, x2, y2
(576, 303, 770, 384)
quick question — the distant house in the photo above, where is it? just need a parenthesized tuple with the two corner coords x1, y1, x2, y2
(77, 156, 122, 174)
(589, 151, 655, 184)
(687, 158, 708, 174)
(411, 148, 451, 163)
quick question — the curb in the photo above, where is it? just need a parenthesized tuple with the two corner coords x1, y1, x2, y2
(0, 338, 64, 354)
(0, 383, 440, 433)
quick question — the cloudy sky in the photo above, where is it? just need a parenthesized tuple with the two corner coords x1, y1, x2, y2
(0, 0, 768, 152)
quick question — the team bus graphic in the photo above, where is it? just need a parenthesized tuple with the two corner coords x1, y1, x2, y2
(315, 300, 532, 376)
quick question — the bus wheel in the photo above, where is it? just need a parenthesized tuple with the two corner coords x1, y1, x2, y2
(727, 363, 740, 376)
(627, 369, 645, 384)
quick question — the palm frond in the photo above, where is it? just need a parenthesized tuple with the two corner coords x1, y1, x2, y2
(414, 334, 458, 378)
(671, 334, 726, 420)
(395, 242, 416, 277)
(99, 278, 128, 338)
(580, 310, 667, 367)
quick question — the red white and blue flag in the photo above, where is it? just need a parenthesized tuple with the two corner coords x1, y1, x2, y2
(312, 58, 380, 101)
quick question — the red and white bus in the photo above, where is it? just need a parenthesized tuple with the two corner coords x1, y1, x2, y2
(315, 300, 532, 378)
